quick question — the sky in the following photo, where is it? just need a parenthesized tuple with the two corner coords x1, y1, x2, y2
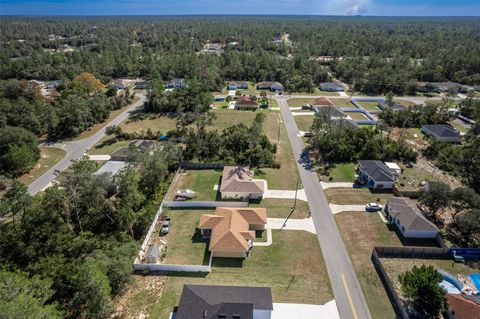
(1, 0, 480, 16)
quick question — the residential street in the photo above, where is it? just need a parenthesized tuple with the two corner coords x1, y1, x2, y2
(27, 93, 146, 195)
(275, 96, 372, 319)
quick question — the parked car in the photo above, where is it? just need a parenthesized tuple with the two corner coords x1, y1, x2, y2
(174, 196, 187, 201)
(302, 104, 312, 110)
(365, 203, 383, 212)
(161, 218, 171, 234)
(176, 189, 196, 198)
(304, 132, 314, 137)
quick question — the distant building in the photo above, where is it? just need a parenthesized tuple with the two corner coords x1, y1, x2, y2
(422, 124, 461, 143)
(385, 197, 439, 239)
(356, 160, 396, 190)
(110, 140, 156, 161)
(235, 96, 259, 110)
(134, 81, 149, 89)
(175, 284, 273, 319)
(165, 78, 186, 89)
(311, 97, 334, 108)
(45, 80, 62, 90)
(228, 81, 249, 90)
(319, 82, 344, 92)
(256, 81, 284, 92)
(418, 81, 468, 94)
(377, 101, 408, 111)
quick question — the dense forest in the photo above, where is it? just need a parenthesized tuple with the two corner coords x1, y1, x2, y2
(1, 16, 479, 94)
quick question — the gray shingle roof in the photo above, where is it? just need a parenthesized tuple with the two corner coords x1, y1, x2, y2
(422, 124, 460, 138)
(176, 285, 273, 319)
(358, 160, 395, 183)
(387, 197, 439, 233)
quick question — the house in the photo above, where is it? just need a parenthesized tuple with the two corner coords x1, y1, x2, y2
(256, 81, 284, 92)
(111, 80, 126, 90)
(95, 161, 126, 176)
(110, 140, 156, 161)
(422, 124, 461, 143)
(446, 293, 480, 319)
(220, 166, 266, 199)
(356, 160, 396, 190)
(145, 243, 160, 264)
(377, 101, 407, 111)
(134, 81, 149, 89)
(175, 284, 273, 319)
(385, 197, 439, 239)
(433, 82, 469, 94)
(165, 78, 186, 89)
(205, 43, 224, 55)
(235, 96, 259, 110)
(311, 97, 334, 108)
(45, 80, 62, 90)
(319, 82, 344, 92)
(198, 207, 267, 258)
(228, 81, 249, 90)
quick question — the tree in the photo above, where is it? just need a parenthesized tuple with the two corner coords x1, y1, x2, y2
(0, 126, 40, 177)
(0, 268, 65, 319)
(455, 209, 480, 247)
(419, 182, 451, 219)
(399, 265, 447, 317)
(451, 187, 480, 220)
(73, 72, 105, 96)
(0, 180, 31, 232)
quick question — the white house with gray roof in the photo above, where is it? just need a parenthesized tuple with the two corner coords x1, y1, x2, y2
(356, 160, 396, 190)
(385, 197, 439, 239)
(422, 124, 461, 143)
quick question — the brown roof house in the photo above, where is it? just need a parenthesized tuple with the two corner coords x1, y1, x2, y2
(235, 96, 259, 110)
(220, 166, 266, 200)
(311, 97, 334, 108)
(385, 197, 439, 239)
(199, 207, 267, 258)
(447, 293, 480, 319)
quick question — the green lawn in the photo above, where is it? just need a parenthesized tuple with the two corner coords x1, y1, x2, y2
(294, 115, 314, 132)
(344, 111, 369, 120)
(289, 88, 339, 96)
(331, 98, 354, 107)
(393, 99, 417, 107)
(160, 209, 211, 265)
(250, 198, 310, 219)
(288, 98, 314, 107)
(268, 98, 279, 108)
(324, 188, 393, 205)
(335, 212, 401, 319)
(396, 165, 440, 192)
(146, 230, 333, 319)
(19, 147, 66, 185)
(357, 101, 380, 110)
(88, 136, 131, 155)
(120, 114, 177, 134)
(449, 121, 469, 133)
(320, 163, 356, 182)
(172, 170, 223, 201)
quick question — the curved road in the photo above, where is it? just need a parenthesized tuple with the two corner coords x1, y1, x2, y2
(28, 93, 146, 195)
(275, 96, 372, 319)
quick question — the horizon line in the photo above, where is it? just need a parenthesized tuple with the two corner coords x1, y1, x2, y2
(2, 14, 480, 18)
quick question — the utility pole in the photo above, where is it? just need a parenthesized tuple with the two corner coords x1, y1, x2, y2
(281, 178, 299, 230)
(277, 114, 281, 145)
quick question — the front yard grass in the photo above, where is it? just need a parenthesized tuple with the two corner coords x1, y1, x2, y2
(160, 209, 211, 265)
(147, 230, 333, 319)
(357, 101, 380, 110)
(88, 136, 131, 155)
(19, 147, 66, 185)
(294, 115, 314, 132)
(324, 188, 393, 205)
(288, 98, 313, 107)
(344, 111, 369, 120)
(250, 198, 310, 219)
(320, 163, 355, 182)
(335, 212, 401, 319)
(393, 99, 417, 107)
(171, 170, 222, 201)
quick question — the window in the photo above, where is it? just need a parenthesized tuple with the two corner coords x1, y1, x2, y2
(218, 315, 226, 319)
(233, 315, 241, 319)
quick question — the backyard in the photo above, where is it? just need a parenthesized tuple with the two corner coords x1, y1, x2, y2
(344, 111, 370, 120)
(294, 115, 314, 132)
(137, 230, 333, 319)
(170, 169, 222, 201)
(19, 147, 66, 185)
(319, 163, 355, 182)
(324, 188, 393, 205)
(335, 211, 400, 319)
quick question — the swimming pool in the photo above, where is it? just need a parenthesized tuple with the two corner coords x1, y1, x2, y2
(440, 279, 461, 294)
(469, 273, 480, 291)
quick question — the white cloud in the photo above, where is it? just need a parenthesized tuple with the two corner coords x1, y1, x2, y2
(320, 0, 372, 15)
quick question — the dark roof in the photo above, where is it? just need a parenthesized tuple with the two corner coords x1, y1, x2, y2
(358, 160, 395, 183)
(235, 96, 258, 107)
(377, 101, 407, 111)
(387, 197, 439, 233)
(176, 285, 273, 319)
(110, 147, 130, 159)
(129, 140, 154, 152)
(422, 124, 461, 139)
(166, 78, 186, 88)
(319, 82, 344, 90)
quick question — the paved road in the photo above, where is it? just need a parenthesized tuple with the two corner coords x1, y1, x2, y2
(28, 93, 146, 195)
(275, 96, 372, 319)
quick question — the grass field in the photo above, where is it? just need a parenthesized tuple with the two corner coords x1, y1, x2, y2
(287, 98, 314, 107)
(250, 198, 310, 219)
(120, 114, 177, 134)
(19, 147, 66, 185)
(160, 209, 211, 265)
(344, 111, 369, 120)
(393, 99, 417, 107)
(357, 101, 380, 111)
(324, 188, 393, 205)
(396, 165, 440, 192)
(142, 230, 332, 319)
(331, 98, 354, 107)
(171, 170, 222, 201)
(88, 136, 131, 155)
(320, 163, 355, 182)
(335, 212, 400, 319)
(294, 115, 314, 132)
(449, 121, 469, 133)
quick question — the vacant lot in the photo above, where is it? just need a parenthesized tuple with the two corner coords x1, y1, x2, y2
(448, 120, 469, 133)
(159, 209, 211, 265)
(357, 101, 380, 111)
(88, 136, 131, 155)
(396, 165, 438, 192)
(171, 170, 222, 201)
(393, 99, 417, 107)
(120, 114, 177, 134)
(335, 212, 400, 319)
(320, 163, 355, 182)
(143, 230, 332, 319)
(250, 198, 310, 219)
(19, 147, 66, 185)
(294, 115, 314, 132)
(344, 111, 369, 120)
(287, 98, 314, 107)
(325, 188, 393, 205)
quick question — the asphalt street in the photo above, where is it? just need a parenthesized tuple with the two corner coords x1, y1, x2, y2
(28, 93, 146, 195)
(276, 96, 372, 319)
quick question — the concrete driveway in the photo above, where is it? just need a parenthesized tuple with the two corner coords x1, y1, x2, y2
(263, 189, 307, 202)
(267, 217, 316, 234)
(329, 204, 366, 214)
(272, 301, 340, 319)
(320, 182, 355, 189)
(87, 154, 111, 161)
